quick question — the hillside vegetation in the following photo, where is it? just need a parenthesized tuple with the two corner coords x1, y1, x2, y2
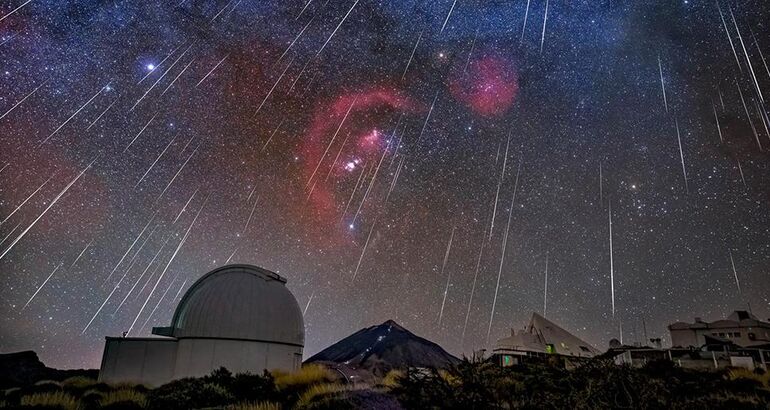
(2, 358, 769, 409)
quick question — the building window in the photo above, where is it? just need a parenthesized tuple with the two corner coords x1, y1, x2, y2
(546, 344, 555, 354)
(734, 332, 741, 338)
(580, 346, 591, 352)
(719, 333, 726, 337)
(748, 333, 756, 341)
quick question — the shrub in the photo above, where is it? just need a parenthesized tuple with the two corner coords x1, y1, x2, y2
(30, 380, 63, 395)
(99, 388, 147, 409)
(2, 387, 22, 407)
(79, 389, 105, 409)
(147, 378, 233, 410)
(20, 391, 79, 410)
(61, 377, 97, 390)
(229, 372, 278, 403)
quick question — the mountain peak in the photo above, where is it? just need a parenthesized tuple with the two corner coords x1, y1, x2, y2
(306, 320, 459, 376)
(379, 319, 406, 331)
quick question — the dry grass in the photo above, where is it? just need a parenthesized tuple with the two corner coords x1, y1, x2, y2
(20, 391, 79, 410)
(99, 388, 148, 408)
(228, 401, 281, 410)
(295, 382, 350, 408)
(727, 368, 770, 388)
(272, 364, 334, 390)
(380, 369, 404, 389)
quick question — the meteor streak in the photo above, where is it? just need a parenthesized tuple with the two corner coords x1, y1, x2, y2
(0, 172, 55, 226)
(262, 120, 285, 152)
(303, 291, 315, 316)
(520, 0, 531, 44)
(70, 238, 94, 269)
(104, 212, 158, 284)
(713, 101, 724, 143)
(135, 134, 177, 188)
(352, 216, 377, 281)
(542, 252, 549, 317)
(489, 134, 510, 241)
(196, 54, 229, 87)
(242, 195, 260, 234)
(22, 260, 63, 310)
(608, 201, 615, 317)
(140, 276, 177, 331)
(0, 80, 49, 122)
(487, 159, 521, 344)
(127, 198, 207, 336)
(0, 0, 34, 24)
(296, 0, 313, 20)
(0, 157, 98, 261)
(540, 0, 548, 53)
(279, 15, 316, 62)
(124, 113, 158, 152)
(437, 227, 456, 328)
(658, 55, 668, 112)
(415, 92, 439, 146)
(254, 58, 294, 116)
(155, 143, 200, 205)
(173, 189, 199, 224)
(402, 31, 422, 80)
(341, 163, 367, 222)
(317, 0, 360, 56)
(138, 44, 182, 84)
(114, 235, 173, 315)
(736, 84, 762, 150)
(131, 45, 192, 111)
(461, 227, 486, 348)
(729, 249, 742, 296)
(440, 0, 457, 33)
(86, 96, 119, 131)
(730, 8, 763, 102)
(306, 97, 357, 187)
(717, 2, 742, 72)
(675, 120, 689, 193)
(736, 159, 747, 187)
(40, 85, 108, 146)
(161, 58, 195, 96)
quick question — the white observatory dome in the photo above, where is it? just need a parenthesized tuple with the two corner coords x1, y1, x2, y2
(157, 264, 304, 346)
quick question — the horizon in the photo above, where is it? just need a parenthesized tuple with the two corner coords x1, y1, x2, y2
(1, 1, 769, 370)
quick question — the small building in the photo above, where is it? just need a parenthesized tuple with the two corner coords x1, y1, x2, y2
(493, 313, 600, 367)
(99, 264, 304, 386)
(668, 310, 770, 349)
(609, 310, 770, 371)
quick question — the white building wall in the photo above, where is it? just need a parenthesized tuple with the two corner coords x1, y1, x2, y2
(100, 337, 302, 386)
(99, 338, 177, 387)
(669, 328, 699, 347)
(173, 338, 302, 379)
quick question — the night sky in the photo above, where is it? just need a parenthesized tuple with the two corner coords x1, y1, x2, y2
(1, 0, 769, 369)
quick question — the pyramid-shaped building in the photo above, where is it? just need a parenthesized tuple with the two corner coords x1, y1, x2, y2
(493, 313, 600, 366)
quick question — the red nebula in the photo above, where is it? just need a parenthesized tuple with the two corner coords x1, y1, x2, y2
(449, 55, 519, 117)
(299, 88, 420, 239)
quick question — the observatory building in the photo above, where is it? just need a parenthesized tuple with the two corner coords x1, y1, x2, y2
(492, 312, 600, 366)
(98, 264, 304, 386)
